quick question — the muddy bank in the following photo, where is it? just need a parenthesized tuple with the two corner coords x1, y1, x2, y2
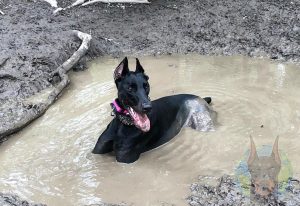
(0, 193, 125, 206)
(0, 193, 46, 206)
(187, 175, 300, 206)
(0, 0, 300, 139)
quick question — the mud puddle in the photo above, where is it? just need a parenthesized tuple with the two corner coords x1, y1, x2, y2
(0, 55, 300, 206)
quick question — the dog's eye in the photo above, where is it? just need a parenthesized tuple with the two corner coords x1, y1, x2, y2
(127, 84, 137, 92)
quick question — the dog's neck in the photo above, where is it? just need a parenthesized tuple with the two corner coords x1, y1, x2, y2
(111, 99, 134, 126)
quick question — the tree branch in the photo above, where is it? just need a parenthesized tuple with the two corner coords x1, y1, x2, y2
(53, 0, 149, 14)
(82, 0, 149, 6)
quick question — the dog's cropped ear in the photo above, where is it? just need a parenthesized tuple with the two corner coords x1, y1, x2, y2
(248, 135, 258, 165)
(135, 58, 144, 73)
(114, 57, 129, 81)
(271, 136, 281, 166)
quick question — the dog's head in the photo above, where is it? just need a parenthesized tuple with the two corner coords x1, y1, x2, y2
(113, 57, 151, 132)
(247, 136, 281, 198)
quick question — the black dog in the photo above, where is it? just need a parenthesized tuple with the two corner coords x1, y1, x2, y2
(93, 57, 216, 163)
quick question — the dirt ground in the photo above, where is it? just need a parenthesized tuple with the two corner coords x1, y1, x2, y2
(0, 0, 299, 205)
(0, 192, 123, 206)
(0, 193, 46, 206)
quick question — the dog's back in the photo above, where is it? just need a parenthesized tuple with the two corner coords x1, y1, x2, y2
(141, 94, 216, 151)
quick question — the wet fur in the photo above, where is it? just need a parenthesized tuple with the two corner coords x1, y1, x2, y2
(93, 58, 216, 163)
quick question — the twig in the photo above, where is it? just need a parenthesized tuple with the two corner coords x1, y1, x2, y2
(53, 0, 85, 14)
(71, 0, 86, 7)
(82, 0, 149, 6)
(43, 0, 58, 7)
(54, 0, 149, 14)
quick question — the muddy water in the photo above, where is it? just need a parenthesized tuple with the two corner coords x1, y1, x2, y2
(0, 55, 300, 206)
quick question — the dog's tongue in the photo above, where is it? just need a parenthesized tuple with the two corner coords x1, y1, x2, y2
(128, 107, 150, 132)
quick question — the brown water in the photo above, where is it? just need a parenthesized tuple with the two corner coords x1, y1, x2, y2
(0, 55, 300, 206)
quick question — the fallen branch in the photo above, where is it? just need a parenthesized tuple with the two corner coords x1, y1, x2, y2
(43, 0, 58, 7)
(53, 0, 84, 14)
(0, 30, 92, 139)
(69, 0, 85, 7)
(82, 0, 149, 6)
(47, 30, 92, 102)
(53, 0, 149, 14)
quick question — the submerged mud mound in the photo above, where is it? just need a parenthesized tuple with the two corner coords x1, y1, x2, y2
(187, 175, 300, 206)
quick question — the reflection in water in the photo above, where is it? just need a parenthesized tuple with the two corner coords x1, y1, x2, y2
(275, 63, 286, 89)
(0, 55, 299, 206)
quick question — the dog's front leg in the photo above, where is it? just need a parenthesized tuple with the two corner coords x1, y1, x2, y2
(92, 123, 115, 154)
(92, 139, 113, 154)
(115, 149, 140, 163)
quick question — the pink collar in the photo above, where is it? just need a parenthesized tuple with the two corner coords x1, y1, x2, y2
(112, 99, 129, 115)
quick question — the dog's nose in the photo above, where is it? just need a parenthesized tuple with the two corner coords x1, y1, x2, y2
(142, 102, 152, 113)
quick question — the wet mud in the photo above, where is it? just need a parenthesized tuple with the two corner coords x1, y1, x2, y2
(0, 193, 123, 206)
(0, 193, 46, 206)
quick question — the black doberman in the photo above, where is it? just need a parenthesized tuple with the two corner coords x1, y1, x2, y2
(92, 57, 216, 163)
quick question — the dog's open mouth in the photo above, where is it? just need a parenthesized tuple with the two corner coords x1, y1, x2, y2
(127, 107, 150, 132)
